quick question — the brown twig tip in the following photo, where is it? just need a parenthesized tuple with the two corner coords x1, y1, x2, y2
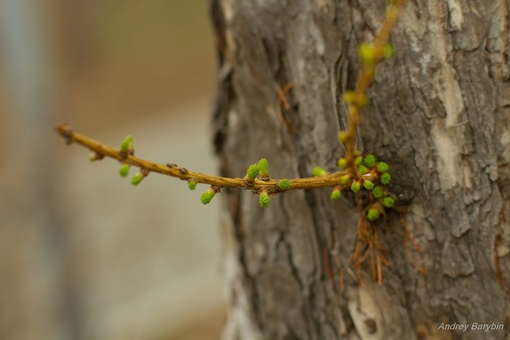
(56, 122, 74, 144)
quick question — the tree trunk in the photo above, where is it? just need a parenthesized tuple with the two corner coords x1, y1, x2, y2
(209, 1, 510, 339)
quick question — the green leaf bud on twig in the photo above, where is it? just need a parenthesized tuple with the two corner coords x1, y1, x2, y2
(351, 181, 361, 193)
(259, 189, 270, 208)
(380, 172, 391, 185)
(358, 42, 376, 64)
(312, 166, 327, 177)
(330, 187, 341, 201)
(277, 179, 291, 191)
(383, 196, 395, 208)
(340, 174, 351, 185)
(354, 156, 363, 166)
(342, 91, 355, 104)
(131, 170, 147, 186)
(245, 164, 259, 183)
(200, 187, 217, 205)
(119, 163, 130, 177)
(337, 157, 347, 169)
(372, 186, 383, 198)
(120, 135, 133, 153)
(377, 161, 389, 173)
(382, 43, 394, 58)
(363, 180, 374, 190)
(258, 158, 269, 179)
(89, 152, 104, 162)
(337, 132, 348, 144)
(188, 179, 197, 190)
(367, 208, 380, 221)
(358, 165, 369, 175)
(363, 154, 376, 168)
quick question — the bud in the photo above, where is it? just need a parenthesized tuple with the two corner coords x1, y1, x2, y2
(258, 158, 269, 179)
(363, 180, 374, 190)
(380, 172, 391, 185)
(89, 152, 103, 162)
(367, 208, 380, 221)
(358, 165, 369, 175)
(381, 43, 394, 58)
(200, 187, 217, 205)
(337, 131, 348, 143)
(131, 171, 146, 186)
(337, 157, 348, 169)
(372, 186, 383, 198)
(342, 91, 355, 104)
(119, 163, 130, 177)
(354, 156, 363, 166)
(383, 196, 395, 208)
(340, 174, 351, 185)
(277, 179, 291, 191)
(330, 187, 341, 200)
(245, 164, 260, 182)
(120, 135, 133, 153)
(377, 162, 389, 173)
(312, 166, 327, 177)
(358, 42, 376, 64)
(363, 154, 376, 167)
(351, 181, 361, 193)
(259, 189, 270, 208)
(188, 179, 197, 190)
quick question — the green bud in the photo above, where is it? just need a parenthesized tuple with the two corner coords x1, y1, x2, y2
(340, 174, 351, 185)
(383, 196, 395, 208)
(200, 188, 216, 205)
(245, 164, 260, 181)
(363, 180, 374, 190)
(337, 157, 348, 169)
(367, 208, 380, 221)
(258, 158, 269, 177)
(119, 163, 130, 177)
(131, 171, 145, 186)
(338, 132, 348, 143)
(351, 181, 361, 193)
(363, 154, 376, 167)
(380, 172, 391, 185)
(377, 162, 389, 173)
(382, 43, 394, 58)
(354, 156, 363, 166)
(277, 179, 291, 191)
(188, 179, 197, 190)
(120, 135, 133, 153)
(342, 91, 355, 104)
(358, 165, 369, 175)
(372, 186, 383, 198)
(331, 187, 341, 200)
(89, 152, 103, 162)
(358, 42, 376, 64)
(259, 190, 270, 208)
(312, 166, 327, 177)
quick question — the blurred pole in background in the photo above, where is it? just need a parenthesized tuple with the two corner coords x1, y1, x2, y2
(0, 1, 78, 339)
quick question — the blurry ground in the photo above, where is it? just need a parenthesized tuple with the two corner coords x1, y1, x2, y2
(0, 1, 225, 339)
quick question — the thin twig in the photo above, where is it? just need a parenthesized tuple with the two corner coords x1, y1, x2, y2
(56, 123, 347, 193)
(344, 0, 406, 177)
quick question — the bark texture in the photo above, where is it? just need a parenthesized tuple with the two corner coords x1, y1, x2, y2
(210, 1, 510, 339)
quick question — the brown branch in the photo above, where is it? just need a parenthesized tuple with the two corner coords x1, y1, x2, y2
(56, 123, 347, 193)
(343, 0, 406, 177)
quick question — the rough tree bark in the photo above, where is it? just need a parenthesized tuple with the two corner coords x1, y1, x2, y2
(209, 1, 510, 339)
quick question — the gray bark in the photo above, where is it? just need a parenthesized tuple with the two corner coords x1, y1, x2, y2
(209, 1, 510, 339)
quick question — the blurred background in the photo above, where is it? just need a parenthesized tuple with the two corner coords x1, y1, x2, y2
(0, 1, 225, 339)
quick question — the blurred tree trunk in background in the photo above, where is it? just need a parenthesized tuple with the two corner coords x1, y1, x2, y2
(210, 1, 510, 339)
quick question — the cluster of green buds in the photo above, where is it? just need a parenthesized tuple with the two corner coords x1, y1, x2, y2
(316, 153, 395, 222)
(244, 158, 270, 184)
(114, 135, 151, 186)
